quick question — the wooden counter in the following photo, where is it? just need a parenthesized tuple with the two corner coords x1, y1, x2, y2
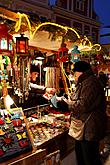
(0, 105, 75, 164)
(1, 149, 46, 165)
(36, 129, 75, 160)
(0, 129, 75, 164)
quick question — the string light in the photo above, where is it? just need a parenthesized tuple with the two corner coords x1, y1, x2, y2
(69, 35, 101, 53)
(92, 44, 101, 51)
(14, 12, 102, 96)
(15, 13, 80, 39)
(14, 13, 101, 52)
(15, 12, 32, 32)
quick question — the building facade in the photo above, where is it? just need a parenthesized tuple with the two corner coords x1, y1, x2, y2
(0, 0, 100, 43)
(53, 0, 100, 43)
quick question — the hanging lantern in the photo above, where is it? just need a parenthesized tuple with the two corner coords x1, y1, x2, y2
(0, 24, 13, 54)
(57, 43, 68, 62)
(16, 34, 29, 54)
(71, 45, 80, 63)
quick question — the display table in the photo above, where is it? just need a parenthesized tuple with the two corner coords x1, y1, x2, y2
(24, 104, 75, 159)
(2, 102, 109, 164)
(0, 105, 75, 164)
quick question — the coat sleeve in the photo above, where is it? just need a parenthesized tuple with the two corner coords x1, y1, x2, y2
(69, 79, 102, 114)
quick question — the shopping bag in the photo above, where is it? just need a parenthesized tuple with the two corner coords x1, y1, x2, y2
(68, 118, 85, 140)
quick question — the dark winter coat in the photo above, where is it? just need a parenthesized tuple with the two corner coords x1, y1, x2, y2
(69, 69, 107, 141)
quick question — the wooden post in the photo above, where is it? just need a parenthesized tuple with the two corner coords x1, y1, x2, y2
(0, 55, 9, 109)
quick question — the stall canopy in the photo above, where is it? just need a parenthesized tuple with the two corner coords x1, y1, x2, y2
(0, 7, 101, 56)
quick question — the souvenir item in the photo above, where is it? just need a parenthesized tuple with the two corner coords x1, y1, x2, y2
(0, 108, 32, 163)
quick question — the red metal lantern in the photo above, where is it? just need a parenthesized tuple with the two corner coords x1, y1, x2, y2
(57, 43, 68, 62)
(0, 24, 13, 54)
(16, 34, 29, 54)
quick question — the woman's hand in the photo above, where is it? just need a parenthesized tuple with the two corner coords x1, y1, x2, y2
(63, 97, 75, 105)
(43, 92, 53, 100)
(46, 88, 56, 95)
(56, 96, 64, 102)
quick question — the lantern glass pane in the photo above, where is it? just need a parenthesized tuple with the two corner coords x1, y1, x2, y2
(19, 41, 25, 53)
(1, 38, 7, 49)
(9, 40, 12, 51)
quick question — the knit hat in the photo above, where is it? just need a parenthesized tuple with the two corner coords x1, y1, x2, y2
(72, 61, 92, 73)
(30, 64, 40, 73)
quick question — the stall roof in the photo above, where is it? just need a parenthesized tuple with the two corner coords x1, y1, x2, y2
(0, 7, 101, 56)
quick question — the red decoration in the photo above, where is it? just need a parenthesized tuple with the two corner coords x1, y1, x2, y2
(12, 119, 22, 127)
(96, 54, 104, 64)
(0, 24, 13, 54)
(0, 119, 4, 125)
(19, 141, 29, 148)
(4, 137, 12, 144)
(16, 34, 29, 54)
(57, 43, 68, 62)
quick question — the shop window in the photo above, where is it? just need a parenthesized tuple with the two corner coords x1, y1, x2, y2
(73, 22, 82, 35)
(76, 0, 84, 11)
(84, 30, 90, 36)
(69, 0, 72, 10)
(40, 16, 48, 22)
(92, 32, 97, 43)
(24, 0, 48, 5)
(56, 16, 70, 27)
(77, 27, 82, 35)
(84, 25, 90, 36)
(57, 0, 67, 9)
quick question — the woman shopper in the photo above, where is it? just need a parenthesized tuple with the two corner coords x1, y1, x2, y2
(62, 61, 107, 165)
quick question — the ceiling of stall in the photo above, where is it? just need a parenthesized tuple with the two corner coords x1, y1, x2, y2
(13, 30, 77, 56)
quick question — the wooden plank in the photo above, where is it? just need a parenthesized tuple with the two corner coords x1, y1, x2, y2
(8, 149, 46, 165)
(0, 6, 18, 21)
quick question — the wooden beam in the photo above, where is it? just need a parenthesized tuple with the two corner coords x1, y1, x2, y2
(0, 6, 19, 21)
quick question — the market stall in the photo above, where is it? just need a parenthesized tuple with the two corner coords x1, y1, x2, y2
(0, 8, 109, 165)
(0, 9, 76, 164)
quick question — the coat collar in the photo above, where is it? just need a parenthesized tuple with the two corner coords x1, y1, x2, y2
(76, 69, 94, 85)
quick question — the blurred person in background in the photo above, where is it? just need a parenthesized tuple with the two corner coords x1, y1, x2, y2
(98, 71, 108, 90)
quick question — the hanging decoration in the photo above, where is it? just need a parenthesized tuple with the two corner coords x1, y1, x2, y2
(71, 45, 80, 63)
(79, 36, 101, 52)
(57, 43, 69, 62)
(4, 12, 101, 56)
(16, 34, 29, 54)
(14, 12, 80, 40)
(0, 23, 13, 55)
(68, 35, 101, 56)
